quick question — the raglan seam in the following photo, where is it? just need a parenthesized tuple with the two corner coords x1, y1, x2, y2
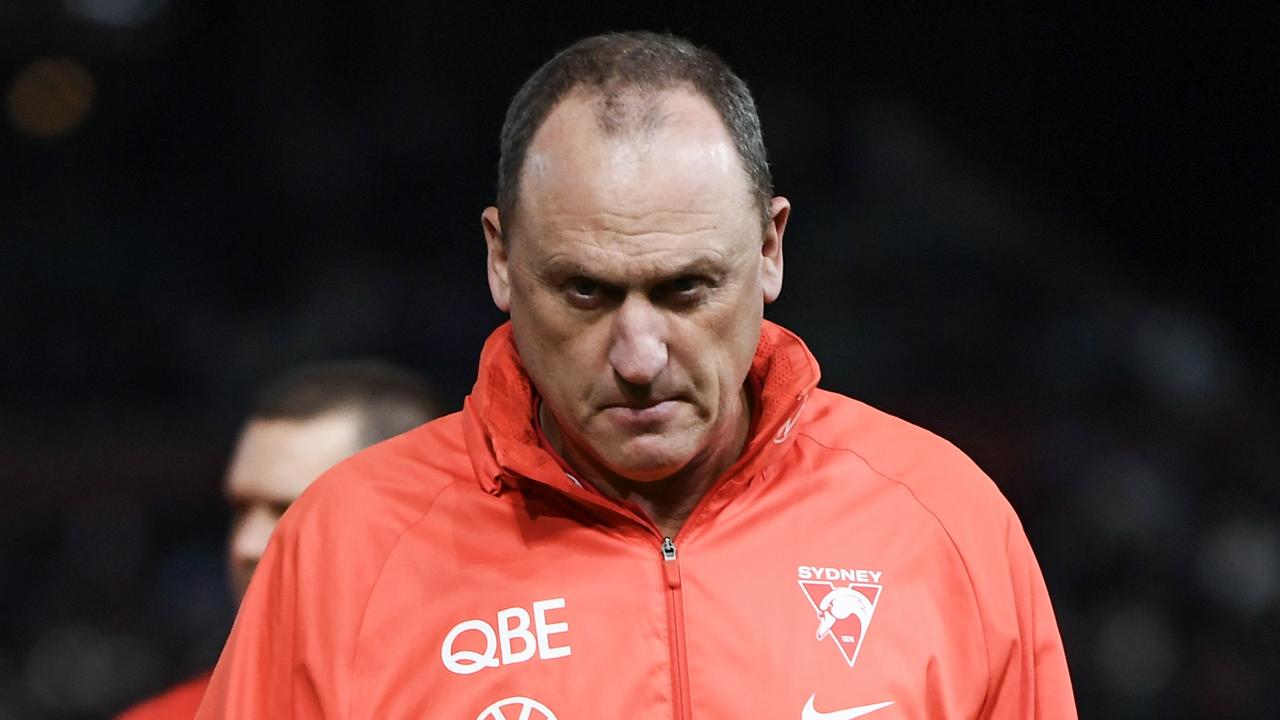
(794, 431, 995, 714)
(345, 476, 463, 720)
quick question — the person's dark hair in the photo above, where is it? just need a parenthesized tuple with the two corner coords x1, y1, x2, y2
(250, 359, 440, 446)
(497, 31, 772, 237)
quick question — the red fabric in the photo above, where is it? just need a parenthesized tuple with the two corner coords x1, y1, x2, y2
(117, 671, 211, 720)
(198, 321, 1076, 718)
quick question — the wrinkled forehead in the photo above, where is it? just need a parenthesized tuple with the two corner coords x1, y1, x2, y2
(517, 89, 758, 233)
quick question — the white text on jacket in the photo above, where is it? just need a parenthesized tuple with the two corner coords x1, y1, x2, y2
(797, 566, 883, 584)
(441, 598, 572, 675)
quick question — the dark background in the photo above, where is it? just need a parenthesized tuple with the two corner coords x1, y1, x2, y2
(2, 2, 1278, 718)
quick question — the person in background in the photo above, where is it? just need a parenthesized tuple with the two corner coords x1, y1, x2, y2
(117, 359, 440, 720)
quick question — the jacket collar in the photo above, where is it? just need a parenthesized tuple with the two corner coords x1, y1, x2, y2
(461, 320, 821, 510)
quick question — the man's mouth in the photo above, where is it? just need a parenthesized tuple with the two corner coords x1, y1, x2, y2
(602, 399, 681, 426)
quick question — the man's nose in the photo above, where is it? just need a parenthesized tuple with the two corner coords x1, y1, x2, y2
(230, 505, 277, 567)
(608, 297, 668, 386)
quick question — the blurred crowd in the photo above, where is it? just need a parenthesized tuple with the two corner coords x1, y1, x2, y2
(2, 2, 1276, 718)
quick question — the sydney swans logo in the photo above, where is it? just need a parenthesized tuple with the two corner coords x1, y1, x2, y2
(798, 565, 883, 668)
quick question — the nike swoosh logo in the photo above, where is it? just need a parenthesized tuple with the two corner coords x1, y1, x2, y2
(801, 694, 894, 720)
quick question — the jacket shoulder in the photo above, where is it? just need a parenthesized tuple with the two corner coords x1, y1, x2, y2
(276, 411, 471, 548)
(116, 671, 211, 720)
(798, 389, 1016, 528)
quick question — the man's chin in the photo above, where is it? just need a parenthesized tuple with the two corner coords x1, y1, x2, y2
(567, 419, 705, 482)
(594, 440, 696, 483)
(607, 463, 686, 483)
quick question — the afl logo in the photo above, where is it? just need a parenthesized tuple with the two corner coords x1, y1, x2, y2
(475, 696, 558, 720)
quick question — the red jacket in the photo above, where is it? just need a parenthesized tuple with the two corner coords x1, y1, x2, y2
(118, 671, 211, 720)
(198, 321, 1075, 719)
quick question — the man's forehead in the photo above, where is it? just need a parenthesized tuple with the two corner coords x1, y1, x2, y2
(524, 90, 745, 186)
(224, 411, 363, 501)
(519, 90, 754, 224)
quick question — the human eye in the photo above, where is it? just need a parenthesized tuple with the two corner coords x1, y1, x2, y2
(563, 277, 606, 310)
(656, 275, 710, 307)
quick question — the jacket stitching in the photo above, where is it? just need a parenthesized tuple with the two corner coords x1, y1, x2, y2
(793, 432, 994, 712)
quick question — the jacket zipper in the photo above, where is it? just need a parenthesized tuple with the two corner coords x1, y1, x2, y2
(661, 536, 692, 720)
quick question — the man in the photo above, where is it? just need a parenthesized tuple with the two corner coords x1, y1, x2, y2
(117, 360, 439, 719)
(199, 32, 1075, 718)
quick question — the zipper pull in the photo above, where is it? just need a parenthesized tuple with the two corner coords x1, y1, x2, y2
(661, 537, 681, 588)
(661, 536, 677, 561)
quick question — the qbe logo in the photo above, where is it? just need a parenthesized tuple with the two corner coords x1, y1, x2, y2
(441, 597, 571, 675)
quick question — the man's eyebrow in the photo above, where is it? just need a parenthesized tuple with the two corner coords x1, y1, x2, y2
(539, 255, 591, 278)
(540, 253, 729, 282)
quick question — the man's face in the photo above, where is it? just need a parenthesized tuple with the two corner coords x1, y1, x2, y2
(223, 411, 363, 602)
(483, 89, 788, 483)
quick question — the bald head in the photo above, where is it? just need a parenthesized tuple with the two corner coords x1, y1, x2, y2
(495, 31, 772, 240)
(518, 89, 758, 231)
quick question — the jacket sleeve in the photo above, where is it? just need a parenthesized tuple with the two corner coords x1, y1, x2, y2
(116, 671, 211, 720)
(977, 512, 1077, 720)
(196, 479, 377, 719)
(196, 520, 325, 718)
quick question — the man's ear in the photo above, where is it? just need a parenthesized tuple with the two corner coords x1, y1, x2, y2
(761, 196, 789, 303)
(482, 206, 511, 312)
